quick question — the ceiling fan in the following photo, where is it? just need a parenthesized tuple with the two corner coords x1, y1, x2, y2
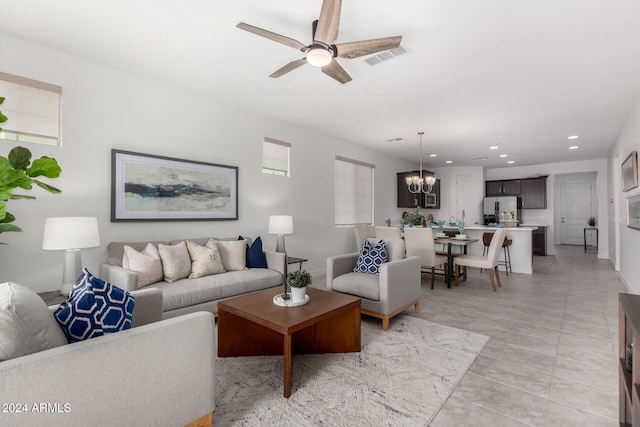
(236, 0, 402, 84)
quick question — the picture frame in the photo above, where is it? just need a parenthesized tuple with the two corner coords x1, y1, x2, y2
(628, 194, 640, 230)
(622, 151, 638, 192)
(111, 149, 238, 221)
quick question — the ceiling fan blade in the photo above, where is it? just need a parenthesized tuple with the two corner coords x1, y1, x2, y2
(314, 0, 341, 44)
(322, 60, 352, 84)
(270, 58, 308, 78)
(237, 22, 306, 51)
(336, 36, 402, 59)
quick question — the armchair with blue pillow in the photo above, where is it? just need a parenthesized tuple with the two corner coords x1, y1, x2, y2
(326, 237, 421, 331)
(0, 270, 215, 427)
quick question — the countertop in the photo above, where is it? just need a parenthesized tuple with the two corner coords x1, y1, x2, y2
(442, 225, 537, 231)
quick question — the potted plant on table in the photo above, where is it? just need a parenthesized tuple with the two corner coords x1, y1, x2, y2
(406, 208, 425, 227)
(587, 216, 597, 227)
(287, 270, 312, 303)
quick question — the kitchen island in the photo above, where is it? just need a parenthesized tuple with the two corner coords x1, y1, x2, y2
(441, 225, 536, 274)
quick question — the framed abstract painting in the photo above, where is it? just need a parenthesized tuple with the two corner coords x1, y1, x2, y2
(111, 150, 238, 221)
(622, 151, 638, 192)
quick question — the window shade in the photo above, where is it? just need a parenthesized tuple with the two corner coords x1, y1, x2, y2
(263, 137, 290, 175)
(0, 72, 61, 145)
(335, 156, 375, 226)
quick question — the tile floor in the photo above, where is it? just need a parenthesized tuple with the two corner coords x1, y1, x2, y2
(418, 245, 624, 426)
(316, 244, 624, 425)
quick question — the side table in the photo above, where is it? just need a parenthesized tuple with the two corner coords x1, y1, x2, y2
(38, 290, 67, 306)
(286, 256, 308, 271)
(584, 227, 598, 253)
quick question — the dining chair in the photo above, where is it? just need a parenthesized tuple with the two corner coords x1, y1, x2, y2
(375, 226, 402, 240)
(454, 228, 508, 292)
(404, 227, 448, 289)
(482, 231, 513, 275)
(353, 225, 374, 251)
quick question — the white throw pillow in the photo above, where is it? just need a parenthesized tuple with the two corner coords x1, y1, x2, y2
(0, 282, 68, 361)
(186, 240, 225, 278)
(123, 243, 164, 288)
(158, 241, 191, 282)
(207, 239, 247, 271)
(367, 237, 405, 262)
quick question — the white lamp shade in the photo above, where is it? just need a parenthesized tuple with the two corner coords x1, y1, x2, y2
(42, 217, 101, 250)
(268, 215, 294, 235)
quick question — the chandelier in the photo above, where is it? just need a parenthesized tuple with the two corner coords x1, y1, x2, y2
(406, 132, 436, 194)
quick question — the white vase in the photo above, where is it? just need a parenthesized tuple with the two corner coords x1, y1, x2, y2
(290, 287, 307, 303)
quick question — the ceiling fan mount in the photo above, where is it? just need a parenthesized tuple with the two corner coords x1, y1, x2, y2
(237, 0, 402, 84)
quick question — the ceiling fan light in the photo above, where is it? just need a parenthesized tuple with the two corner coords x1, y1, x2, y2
(306, 48, 332, 67)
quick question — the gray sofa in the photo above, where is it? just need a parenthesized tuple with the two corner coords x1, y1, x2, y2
(0, 287, 215, 427)
(100, 237, 285, 319)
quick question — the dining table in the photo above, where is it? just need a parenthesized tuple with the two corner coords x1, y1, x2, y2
(434, 235, 479, 288)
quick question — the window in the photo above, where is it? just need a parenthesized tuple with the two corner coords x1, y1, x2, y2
(262, 137, 290, 176)
(335, 156, 375, 226)
(0, 72, 62, 146)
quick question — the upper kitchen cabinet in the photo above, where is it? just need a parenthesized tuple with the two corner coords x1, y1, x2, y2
(521, 176, 547, 209)
(485, 179, 522, 196)
(397, 172, 440, 209)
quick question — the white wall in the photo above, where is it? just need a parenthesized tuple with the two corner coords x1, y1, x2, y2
(610, 88, 640, 293)
(486, 159, 609, 258)
(0, 34, 413, 292)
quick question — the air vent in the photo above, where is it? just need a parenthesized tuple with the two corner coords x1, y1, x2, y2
(473, 156, 488, 161)
(366, 46, 408, 66)
(386, 137, 405, 144)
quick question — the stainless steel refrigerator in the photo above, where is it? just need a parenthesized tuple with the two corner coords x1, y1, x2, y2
(483, 196, 522, 225)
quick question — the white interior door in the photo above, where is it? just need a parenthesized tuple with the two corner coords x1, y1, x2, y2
(456, 175, 479, 224)
(559, 181, 593, 245)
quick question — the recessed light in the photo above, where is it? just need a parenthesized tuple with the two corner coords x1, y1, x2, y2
(507, 160, 515, 164)
(569, 145, 579, 150)
(490, 145, 499, 150)
(568, 135, 579, 140)
(499, 154, 508, 158)
(430, 154, 437, 158)
(445, 160, 452, 164)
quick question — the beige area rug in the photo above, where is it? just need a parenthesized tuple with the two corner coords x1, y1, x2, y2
(214, 315, 489, 426)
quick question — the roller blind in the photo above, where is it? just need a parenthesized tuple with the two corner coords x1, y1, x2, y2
(335, 156, 375, 226)
(0, 72, 62, 146)
(263, 137, 290, 176)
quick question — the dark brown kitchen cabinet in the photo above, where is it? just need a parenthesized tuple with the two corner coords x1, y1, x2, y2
(532, 226, 547, 256)
(485, 179, 521, 196)
(521, 177, 547, 209)
(397, 171, 440, 209)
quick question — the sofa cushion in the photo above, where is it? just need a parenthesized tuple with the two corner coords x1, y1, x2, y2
(54, 269, 135, 343)
(107, 240, 170, 267)
(239, 235, 268, 268)
(123, 243, 164, 288)
(332, 272, 380, 301)
(354, 239, 388, 275)
(158, 241, 191, 282)
(150, 269, 283, 312)
(209, 239, 247, 271)
(186, 240, 225, 278)
(0, 282, 68, 362)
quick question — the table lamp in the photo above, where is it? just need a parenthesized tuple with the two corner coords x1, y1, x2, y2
(268, 215, 293, 253)
(42, 217, 101, 296)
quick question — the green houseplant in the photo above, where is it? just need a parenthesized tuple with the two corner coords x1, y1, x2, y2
(287, 269, 312, 303)
(0, 97, 7, 130)
(0, 146, 62, 234)
(407, 208, 424, 226)
(587, 216, 597, 227)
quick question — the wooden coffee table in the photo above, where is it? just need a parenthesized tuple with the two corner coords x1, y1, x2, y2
(217, 287, 361, 398)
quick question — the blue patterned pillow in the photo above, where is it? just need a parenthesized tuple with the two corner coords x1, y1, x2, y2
(353, 239, 388, 274)
(54, 268, 135, 343)
(238, 235, 268, 268)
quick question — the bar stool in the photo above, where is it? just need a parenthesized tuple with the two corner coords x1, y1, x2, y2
(482, 232, 512, 276)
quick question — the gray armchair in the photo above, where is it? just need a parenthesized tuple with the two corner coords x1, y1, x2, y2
(326, 239, 421, 331)
(0, 287, 215, 427)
